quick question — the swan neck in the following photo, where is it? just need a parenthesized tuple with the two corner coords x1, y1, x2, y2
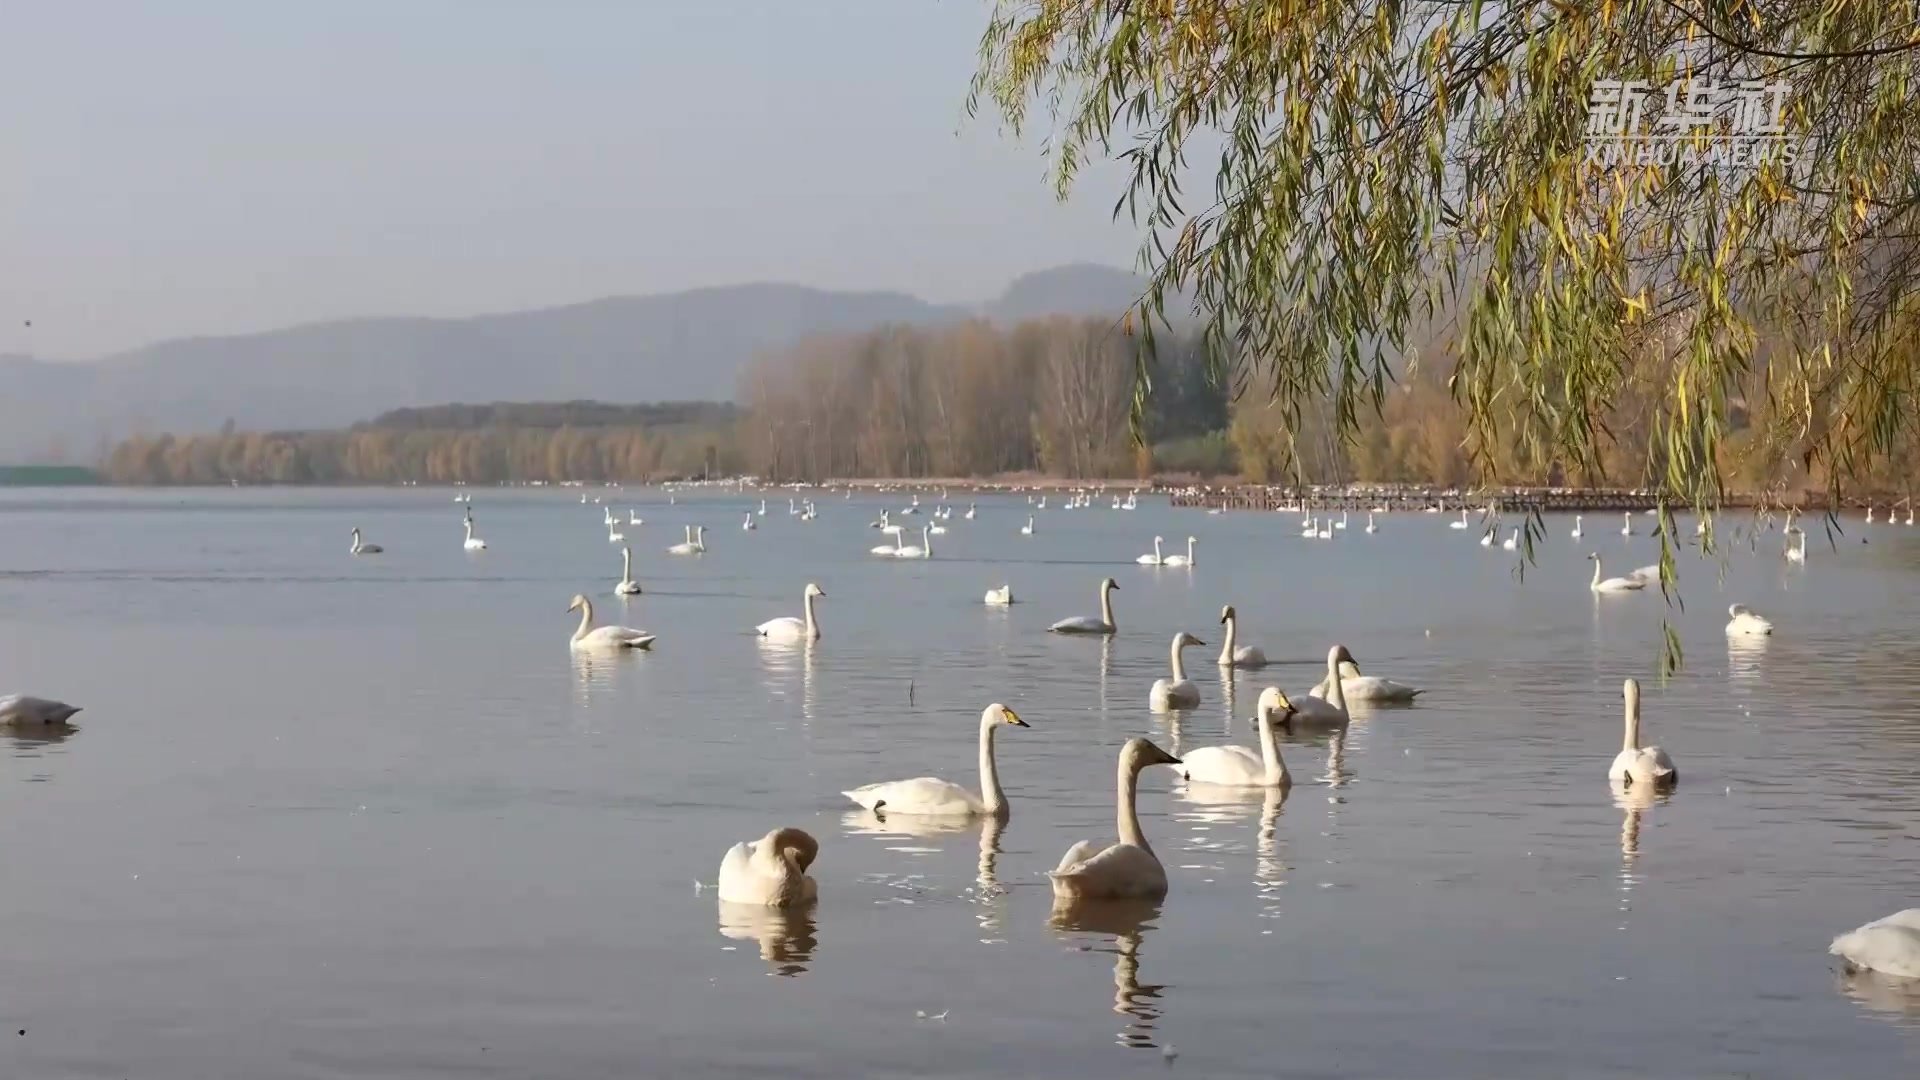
(1257, 714, 1289, 786)
(621, 548, 631, 577)
(1323, 652, 1349, 713)
(1591, 558, 1602, 587)
(802, 589, 818, 636)
(1169, 638, 1188, 682)
(574, 600, 593, 642)
(1220, 614, 1237, 664)
(1099, 584, 1115, 629)
(1623, 698, 1640, 751)
(1117, 756, 1149, 853)
(978, 716, 1006, 813)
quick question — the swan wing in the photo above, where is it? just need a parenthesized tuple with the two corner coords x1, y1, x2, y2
(1289, 693, 1349, 726)
(1343, 676, 1423, 702)
(755, 616, 807, 639)
(1228, 646, 1269, 667)
(1048, 615, 1109, 633)
(1048, 843, 1166, 900)
(576, 626, 654, 650)
(1179, 745, 1264, 786)
(842, 778, 983, 815)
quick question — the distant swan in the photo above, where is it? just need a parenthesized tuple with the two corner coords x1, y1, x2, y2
(742, 512, 757, 531)
(1571, 514, 1583, 538)
(1830, 909, 1920, 978)
(1479, 527, 1495, 547)
(1149, 631, 1205, 712)
(0, 694, 81, 726)
(1020, 516, 1035, 536)
(667, 525, 706, 555)
(983, 585, 1014, 605)
(1621, 512, 1634, 536)
(1785, 531, 1807, 563)
(1048, 737, 1183, 901)
(717, 827, 819, 907)
(893, 525, 931, 559)
(842, 703, 1029, 817)
(607, 524, 625, 543)
(1216, 604, 1269, 668)
(1725, 603, 1773, 636)
(566, 593, 654, 650)
(629, 509, 644, 525)
(1136, 536, 1165, 565)
(756, 583, 824, 642)
(1178, 688, 1297, 787)
(1588, 553, 1645, 592)
(463, 517, 487, 551)
(1607, 678, 1675, 789)
(1364, 511, 1377, 534)
(614, 546, 641, 595)
(1049, 577, 1118, 634)
(1162, 536, 1196, 567)
(965, 501, 977, 520)
(1450, 509, 1470, 530)
(1501, 526, 1519, 551)
(349, 527, 383, 555)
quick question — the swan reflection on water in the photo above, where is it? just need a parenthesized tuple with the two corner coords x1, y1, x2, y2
(1048, 898, 1166, 1050)
(1611, 780, 1669, 930)
(716, 900, 819, 977)
(841, 810, 1009, 941)
(6, 722, 78, 753)
(1727, 632, 1767, 684)
(755, 637, 817, 725)
(1835, 967, 1920, 1020)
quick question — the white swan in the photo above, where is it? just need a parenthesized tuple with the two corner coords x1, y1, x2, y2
(1621, 512, 1634, 536)
(667, 525, 706, 555)
(928, 520, 947, 535)
(566, 593, 654, 650)
(1364, 511, 1377, 534)
(1178, 688, 1297, 787)
(1162, 536, 1196, 567)
(1312, 658, 1423, 702)
(743, 512, 757, 531)
(1293, 644, 1356, 727)
(1501, 526, 1519, 551)
(614, 547, 642, 595)
(756, 583, 824, 642)
(983, 585, 1014, 605)
(757, 499, 767, 517)
(607, 524, 625, 543)
(1607, 678, 1675, 789)
(1625, 562, 1663, 586)
(717, 827, 819, 907)
(629, 510, 643, 525)
(1785, 531, 1807, 563)
(1571, 514, 1583, 538)
(1450, 509, 1470, 530)
(965, 501, 977, 520)
(1149, 631, 1205, 711)
(1049, 577, 1118, 634)
(892, 525, 931, 559)
(603, 507, 616, 527)
(0, 695, 81, 726)
(462, 517, 487, 550)
(1725, 603, 1773, 636)
(1300, 516, 1318, 538)
(1216, 604, 1269, 668)
(349, 527, 383, 555)
(1588, 553, 1645, 592)
(842, 703, 1029, 817)
(869, 539, 899, 556)
(1831, 910, 1920, 978)
(1020, 516, 1035, 536)
(1050, 738, 1182, 900)
(1136, 536, 1165, 565)
(1333, 510, 1348, 531)
(1479, 527, 1495, 547)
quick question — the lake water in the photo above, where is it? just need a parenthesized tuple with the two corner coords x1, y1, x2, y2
(2, 487, 1917, 1078)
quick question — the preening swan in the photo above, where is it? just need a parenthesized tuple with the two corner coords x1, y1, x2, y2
(1607, 678, 1675, 789)
(0, 695, 81, 726)
(667, 525, 706, 555)
(1149, 631, 1205, 712)
(983, 585, 1014, 605)
(1049, 737, 1183, 901)
(1216, 605, 1269, 668)
(842, 703, 1029, 817)
(756, 583, 825, 642)
(566, 594, 654, 650)
(1178, 688, 1297, 788)
(1049, 577, 1119, 634)
(1162, 536, 1196, 567)
(1292, 644, 1356, 727)
(1830, 909, 1920, 978)
(1312, 658, 1423, 703)
(1725, 603, 1773, 636)
(717, 827, 819, 907)
(1571, 514, 1583, 539)
(1588, 553, 1645, 592)
(462, 517, 487, 550)
(1136, 536, 1165, 565)
(614, 547, 642, 595)
(349, 527, 383, 555)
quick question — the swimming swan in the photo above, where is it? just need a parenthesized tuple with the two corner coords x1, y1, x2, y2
(1607, 678, 1675, 789)
(349, 527, 383, 555)
(1571, 514, 1583, 538)
(743, 512, 757, 531)
(1450, 509, 1470, 530)
(1621, 512, 1634, 536)
(756, 583, 824, 642)
(1312, 658, 1423, 703)
(1588, 553, 1645, 592)
(1725, 603, 1773, 636)
(462, 517, 487, 551)
(566, 594, 654, 650)
(1501, 526, 1519, 551)
(1785, 531, 1807, 563)
(841, 703, 1029, 817)
(614, 546, 642, 595)
(1162, 536, 1197, 567)
(893, 525, 931, 559)
(1136, 536, 1165, 565)
(1292, 644, 1356, 727)
(0, 695, 81, 726)
(1216, 605, 1269, 668)
(1149, 631, 1205, 712)
(1364, 511, 1377, 534)
(1830, 909, 1920, 978)
(1048, 737, 1183, 901)
(1049, 577, 1119, 634)
(1178, 688, 1297, 788)
(717, 827, 819, 907)
(668, 525, 707, 555)
(983, 585, 1014, 605)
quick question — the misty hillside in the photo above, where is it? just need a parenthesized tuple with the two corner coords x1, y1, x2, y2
(0, 265, 1155, 461)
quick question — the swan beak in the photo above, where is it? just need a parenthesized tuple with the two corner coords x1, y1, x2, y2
(1003, 708, 1029, 728)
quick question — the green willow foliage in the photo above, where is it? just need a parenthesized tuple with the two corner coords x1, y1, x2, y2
(969, 1, 1920, 516)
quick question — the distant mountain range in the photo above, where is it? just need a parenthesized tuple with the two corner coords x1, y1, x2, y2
(0, 263, 1159, 461)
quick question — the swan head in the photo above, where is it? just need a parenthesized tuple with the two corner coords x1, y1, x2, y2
(803, 583, 825, 599)
(1173, 631, 1206, 650)
(1186, 536, 1197, 544)
(1121, 736, 1182, 770)
(1336, 659, 1364, 679)
(983, 703, 1029, 728)
(1100, 577, 1120, 592)
(1255, 687, 1296, 724)
(1328, 644, 1355, 667)
(1585, 552, 1600, 561)
(1728, 603, 1749, 617)
(1219, 604, 1236, 624)
(566, 593, 590, 613)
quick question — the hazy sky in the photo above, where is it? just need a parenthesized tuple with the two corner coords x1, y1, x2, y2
(0, 1, 1137, 359)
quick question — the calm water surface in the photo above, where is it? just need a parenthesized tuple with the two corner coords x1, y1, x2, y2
(2, 488, 1918, 1078)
